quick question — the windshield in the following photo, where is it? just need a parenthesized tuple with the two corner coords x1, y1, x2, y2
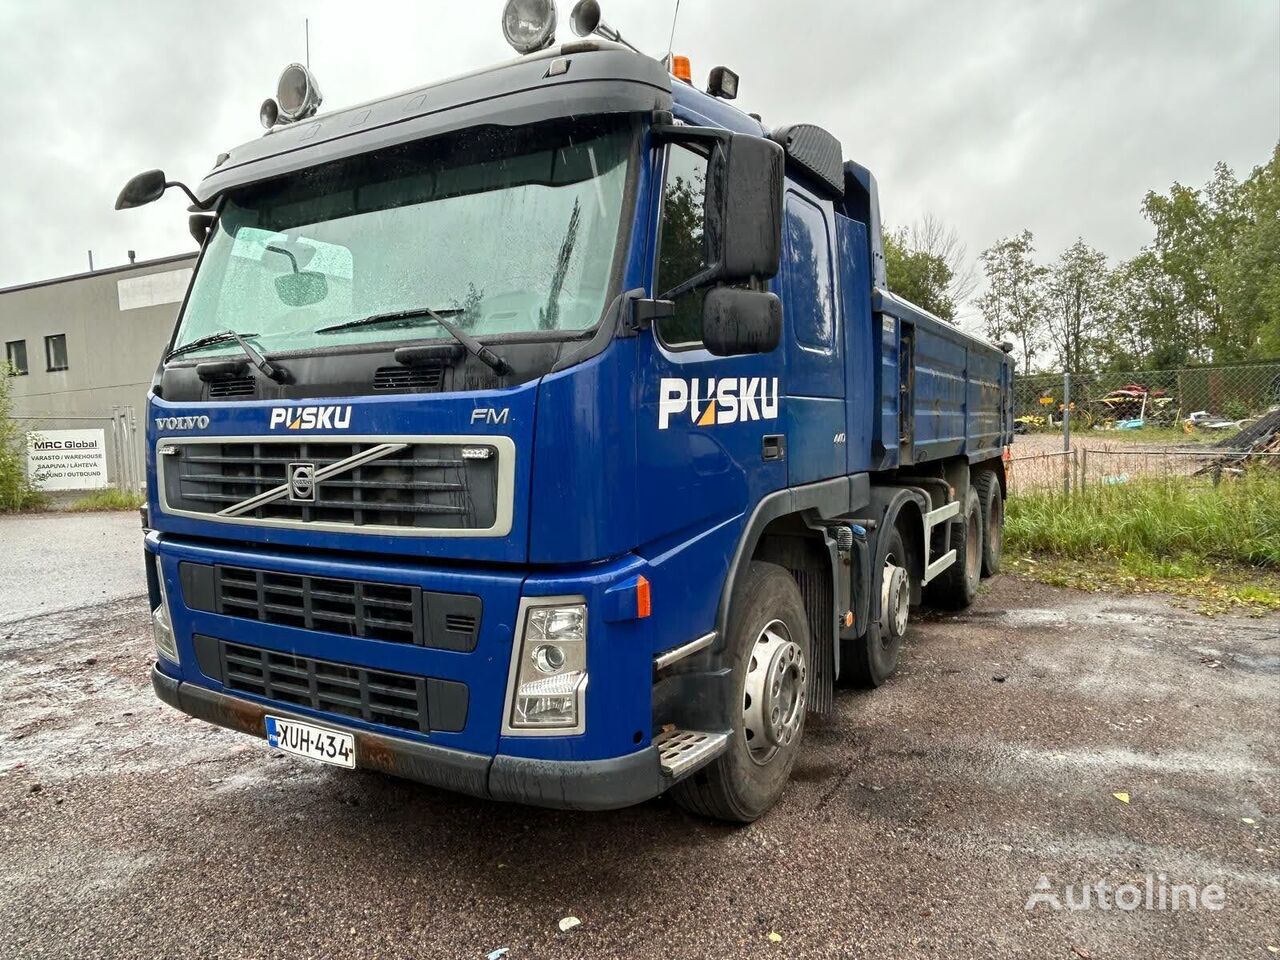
(172, 120, 633, 358)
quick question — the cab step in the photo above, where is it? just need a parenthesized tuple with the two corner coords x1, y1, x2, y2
(654, 728, 730, 779)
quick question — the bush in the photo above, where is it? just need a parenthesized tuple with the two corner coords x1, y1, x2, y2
(0, 365, 46, 512)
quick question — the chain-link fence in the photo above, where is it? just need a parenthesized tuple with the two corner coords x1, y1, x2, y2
(1007, 360, 1280, 496)
(1013, 360, 1280, 434)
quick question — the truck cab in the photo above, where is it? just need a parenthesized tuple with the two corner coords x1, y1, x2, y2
(125, 8, 1011, 821)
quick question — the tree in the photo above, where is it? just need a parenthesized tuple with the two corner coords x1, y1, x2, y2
(883, 213, 977, 324)
(884, 228, 956, 321)
(1220, 145, 1280, 356)
(0, 364, 43, 512)
(978, 230, 1048, 376)
(1101, 251, 1184, 370)
(1045, 239, 1109, 373)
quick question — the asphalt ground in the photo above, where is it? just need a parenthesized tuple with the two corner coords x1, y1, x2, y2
(1, 513, 1277, 959)
(0, 511, 143, 622)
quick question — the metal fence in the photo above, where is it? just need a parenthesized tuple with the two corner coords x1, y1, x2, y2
(1013, 360, 1280, 431)
(11, 406, 143, 492)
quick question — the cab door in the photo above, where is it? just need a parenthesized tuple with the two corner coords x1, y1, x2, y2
(781, 190, 846, 484)
(635, 141, 788, 547)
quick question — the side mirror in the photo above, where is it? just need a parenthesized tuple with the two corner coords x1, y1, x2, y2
(275, 271, 328, 307)
(702, 287, 782, 356)
(656, 126, 784, 297)
(115, 169, 168, 210)
(707, 133, 783, 284)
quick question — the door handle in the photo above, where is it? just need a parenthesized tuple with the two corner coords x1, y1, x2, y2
(762, 435, 786, 462)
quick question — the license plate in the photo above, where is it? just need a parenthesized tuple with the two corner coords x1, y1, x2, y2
(265, 715, 355, 769)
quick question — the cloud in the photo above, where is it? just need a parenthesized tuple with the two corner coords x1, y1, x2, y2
(0, 0, 1276, 290)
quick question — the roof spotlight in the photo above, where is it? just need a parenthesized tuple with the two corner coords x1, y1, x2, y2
(502, 0, 558, 55)
(259, 97, 280, 130)
(275, 63, 323, 122)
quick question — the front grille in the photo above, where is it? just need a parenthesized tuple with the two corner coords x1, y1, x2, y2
(373, 364, 444, 392)
(216, 640, 467, 733)
(180, 562, 482, 652)
(160, 437, 501, 532)
(207, 375, 256, 399)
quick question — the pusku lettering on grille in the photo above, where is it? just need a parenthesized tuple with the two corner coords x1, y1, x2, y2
(269, 406, 353, 430)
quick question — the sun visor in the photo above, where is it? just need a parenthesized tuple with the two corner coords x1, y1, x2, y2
(197, 45, 671, 205)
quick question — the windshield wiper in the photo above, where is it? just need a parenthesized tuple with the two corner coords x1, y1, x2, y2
(316, 308, 511, 376)
(166, 329, 288, 383)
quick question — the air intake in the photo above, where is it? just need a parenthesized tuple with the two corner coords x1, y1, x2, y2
(207, 375, 256, 399)
(373, 364, 444, 392)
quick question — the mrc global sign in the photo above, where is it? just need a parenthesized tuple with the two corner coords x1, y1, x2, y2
(26, 428, 109, 491)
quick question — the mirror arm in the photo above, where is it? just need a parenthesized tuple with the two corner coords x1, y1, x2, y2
(165, 180, 201, 208)
(659, 264, 722, 302)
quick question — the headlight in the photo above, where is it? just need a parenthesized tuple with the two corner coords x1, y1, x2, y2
(505, 599, 587, 732)
(152, 556, 179, 664)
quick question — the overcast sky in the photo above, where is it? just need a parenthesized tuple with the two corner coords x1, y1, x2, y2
(1, 0, 1276, 307)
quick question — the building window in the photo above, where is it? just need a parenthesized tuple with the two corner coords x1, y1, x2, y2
(4, 339, 27, 375)
(45, 334, 68, 372)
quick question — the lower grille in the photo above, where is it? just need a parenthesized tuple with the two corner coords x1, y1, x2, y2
(180, 562, 482, 652)
(215, 640, 468, 733)
(217, 566, 420, 645)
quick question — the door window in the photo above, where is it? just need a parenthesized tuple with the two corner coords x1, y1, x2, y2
(654, 144, 709, 348)
(783, 195, 835, 352)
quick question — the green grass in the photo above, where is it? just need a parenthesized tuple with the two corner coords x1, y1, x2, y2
(1007, 472, 1280, 566)
(1007, 472, 1280, 613)
(67, 488, 146, 512)
(1079, 424, 1236, 445)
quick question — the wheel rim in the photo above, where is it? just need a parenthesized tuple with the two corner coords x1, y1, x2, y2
(881, 550, 909, 639)
(742, 619, 806, 765)
(989, 495, 1003, 558)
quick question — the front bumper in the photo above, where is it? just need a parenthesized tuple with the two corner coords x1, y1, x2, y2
(152, 665, 665, 810)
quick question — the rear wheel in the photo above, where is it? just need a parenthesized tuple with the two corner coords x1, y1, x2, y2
(975, 471, 1003, 576)
(925, 485, 982, 610)
(670, 561, 810, 823)
(841, 525, 911, 688)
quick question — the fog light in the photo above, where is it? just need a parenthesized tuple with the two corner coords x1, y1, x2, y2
(152, 556, 179, 664)
(506, 599, 587, 732)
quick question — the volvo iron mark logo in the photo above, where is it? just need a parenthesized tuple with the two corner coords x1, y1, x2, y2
(287, 462, 317, 502)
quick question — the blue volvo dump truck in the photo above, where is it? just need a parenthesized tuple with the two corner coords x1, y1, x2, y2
(119, 0, 1012, 822)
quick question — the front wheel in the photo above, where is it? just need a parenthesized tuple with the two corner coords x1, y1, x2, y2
(670, 561, 811, 823)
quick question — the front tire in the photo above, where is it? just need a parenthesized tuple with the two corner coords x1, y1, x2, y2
(670, 561, 810, 823)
